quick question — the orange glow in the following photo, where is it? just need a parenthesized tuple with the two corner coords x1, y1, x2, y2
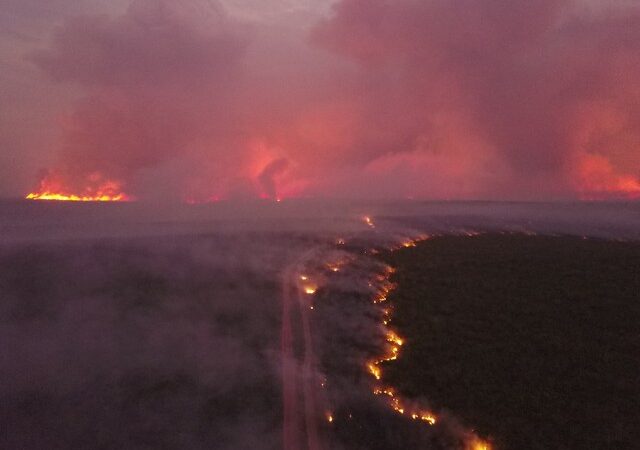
(26, 173, 130, 202)
(467, 438, 492, 450)
(578, 154, 640, 200)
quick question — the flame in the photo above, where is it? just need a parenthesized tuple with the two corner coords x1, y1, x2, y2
(26, 192, 129, 202)
(26, 172, 130, 202)
(363, 216, 375, 228)
(467, 437, 493, 450)
(364, 254, 490, 449)
(386, 331, 404, 347)
(367, 362, 382, 380)
(304, 286, 317, 295)
(290, 235, 489, 449)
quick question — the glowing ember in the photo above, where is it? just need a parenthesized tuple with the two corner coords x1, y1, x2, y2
(326, 412, 334, 423)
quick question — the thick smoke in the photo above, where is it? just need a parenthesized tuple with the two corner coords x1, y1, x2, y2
(258, 158, 290, 200)
(2, 0, 640, 199)
(312, 0, 640, 199)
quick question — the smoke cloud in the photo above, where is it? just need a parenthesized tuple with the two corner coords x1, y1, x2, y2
(1, 0, 639, 199)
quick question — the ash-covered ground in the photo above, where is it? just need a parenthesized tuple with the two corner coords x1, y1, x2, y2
(0, 200, 638, 449)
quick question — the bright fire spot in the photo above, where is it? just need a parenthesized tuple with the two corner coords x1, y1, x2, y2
(336, 238, 346, 245)
(26, 191, 129, 202)
(304, 286, 317, 295)
(363, 216, 375, 228)
(26, 174, 130, 202)
(420, 413, 437, 425)
(468, 438, 492, 450)
(386, 331, 404, 347)
(326, 412, 334, 423)
(367, 362, 381, 380)
(300, 275, 308, 281)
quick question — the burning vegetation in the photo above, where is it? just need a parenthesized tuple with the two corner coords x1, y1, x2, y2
(365, 242, 493, 450)
(299, 226, 493, 450)
(25, 172, 130, 202)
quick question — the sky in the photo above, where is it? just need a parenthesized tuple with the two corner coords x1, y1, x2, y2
(1, 0, 639, 201)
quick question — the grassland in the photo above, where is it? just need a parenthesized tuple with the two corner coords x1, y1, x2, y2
(380, 234, 640, 450)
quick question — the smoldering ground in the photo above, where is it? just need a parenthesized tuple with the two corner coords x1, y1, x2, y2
(0, 200, 639, 449)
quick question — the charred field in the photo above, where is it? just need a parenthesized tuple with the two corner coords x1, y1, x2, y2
(379, 234, 640, 450)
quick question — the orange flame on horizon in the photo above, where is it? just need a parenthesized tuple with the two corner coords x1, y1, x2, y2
(25, 173, 130, 202)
